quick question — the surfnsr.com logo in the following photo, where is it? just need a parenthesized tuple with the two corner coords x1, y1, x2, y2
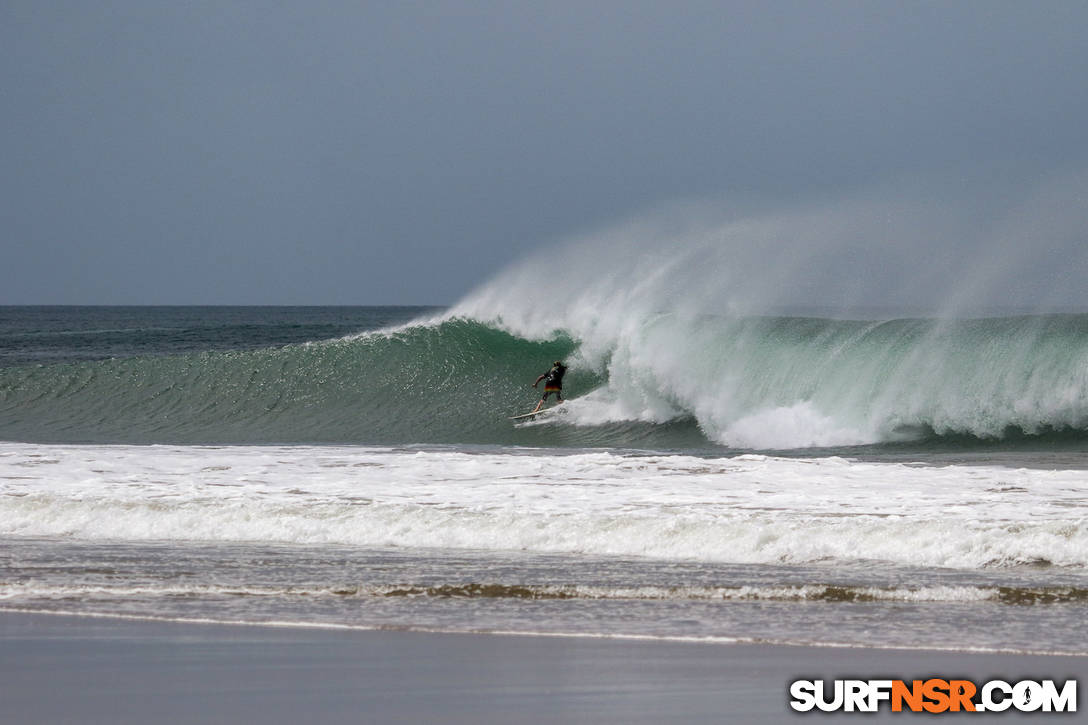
(789, 679, 1077, 713)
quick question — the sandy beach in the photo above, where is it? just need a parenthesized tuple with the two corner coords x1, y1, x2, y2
(2, 612, 1082, 724)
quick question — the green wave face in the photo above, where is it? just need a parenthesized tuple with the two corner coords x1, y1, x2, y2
(0, 319, 590, 445)
(2, 314, 1088, 450)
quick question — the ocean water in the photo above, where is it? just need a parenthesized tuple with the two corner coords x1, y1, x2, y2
(1, 305, 1087, 654)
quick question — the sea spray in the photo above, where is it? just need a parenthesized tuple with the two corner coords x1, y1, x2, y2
(446, 196, 1088, 449)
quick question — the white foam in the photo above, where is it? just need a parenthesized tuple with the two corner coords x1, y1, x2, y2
(720, 402, 872, 449)
(2, 443, 1087, 568)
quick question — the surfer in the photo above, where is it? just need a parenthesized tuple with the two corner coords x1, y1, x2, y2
(532, 361, 567, 413)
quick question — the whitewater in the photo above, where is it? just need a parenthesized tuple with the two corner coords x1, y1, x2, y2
(2, 443, 1086, 570)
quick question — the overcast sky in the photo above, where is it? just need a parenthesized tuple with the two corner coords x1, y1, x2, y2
(3, 1, 1087, 306)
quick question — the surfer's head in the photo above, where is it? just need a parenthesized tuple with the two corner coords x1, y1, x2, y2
(554, 361, 562, 367)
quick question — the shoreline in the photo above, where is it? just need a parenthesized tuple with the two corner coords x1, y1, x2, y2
(4, 606, 1087, 659)
(4, 611, 1084, 724)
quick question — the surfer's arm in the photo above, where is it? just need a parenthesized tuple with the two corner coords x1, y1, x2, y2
(532, 374, 547, 387)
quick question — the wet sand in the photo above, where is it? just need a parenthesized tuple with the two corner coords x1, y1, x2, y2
(1, 612, 1083, 724)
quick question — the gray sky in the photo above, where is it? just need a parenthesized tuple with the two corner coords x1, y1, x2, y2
(3, 1, 1087, 306)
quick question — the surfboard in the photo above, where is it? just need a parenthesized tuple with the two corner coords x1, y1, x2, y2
(509, 408, 554, 421)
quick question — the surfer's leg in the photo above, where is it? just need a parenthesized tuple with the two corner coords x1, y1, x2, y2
(534, 389, 557, 413)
